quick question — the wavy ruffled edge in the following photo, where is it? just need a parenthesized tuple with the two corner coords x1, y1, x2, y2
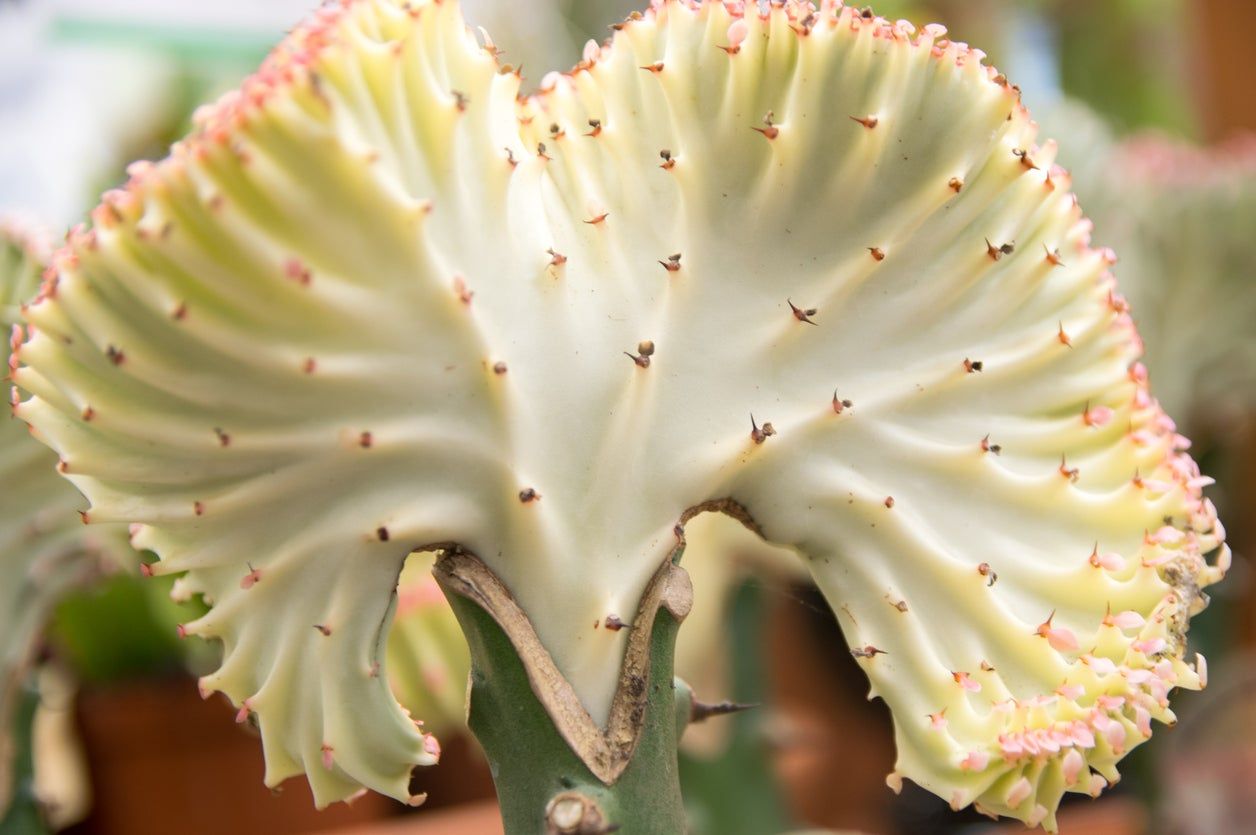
(9, 1, 1230, 825)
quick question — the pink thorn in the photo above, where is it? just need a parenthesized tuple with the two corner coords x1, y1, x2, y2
(1134, 706, 1152, 737)
(321, 744, 334, 770)
(1133, 638, 1166, 656)
(1056, 682, 1084, 700)
(727, 18, 749, 48)
(1103, 721, 1126, 752)
(582, 39, 600, 64)
(1196, 653, 1209, 688)
(960, 751, 989, 771)
(241, 567, 262, 589)
(139, 563, 155, 578)
(1084, 405, 1114, 427)
(1006, 776, 1032, 808)
(1087, 774, 1107, 797)
(235, 701, 252, 723)
(423, 733, 441, 760)
(929, 710, 948, 730)
(952, 671, 981, 693)
(1083, 655, 1118, 676)
(1105, 610, 1145, 630)
(1036, 612, 1079, 652)
(1089, 549, 1126, 571)
(1151, 526, 1185, 545)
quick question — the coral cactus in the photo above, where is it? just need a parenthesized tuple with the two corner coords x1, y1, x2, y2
(1083, 134, 1256, 438)
(9, 0, 1226, 831)
(386, 552, 471, 738)
(0, 218, 128, 819)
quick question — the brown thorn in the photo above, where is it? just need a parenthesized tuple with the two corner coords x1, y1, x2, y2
(749, 414, 776, 445)
(851, 645, 887, 659)
(453, 276, 474, 304)
(690, 699, 758, 723)
(788, 298, 818, 325)
(1013, 148, 1038, 170)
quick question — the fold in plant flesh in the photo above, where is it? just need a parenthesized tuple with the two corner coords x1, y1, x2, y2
(0, 218, 130, 817)
(10, 1, 1226, 829)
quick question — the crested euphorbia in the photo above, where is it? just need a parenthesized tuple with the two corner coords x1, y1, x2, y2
(0, 219, 129, 817)
(385, 552, 470, 738)
(1084, 134, 1256, 438)
(9, 0, 1227, 831)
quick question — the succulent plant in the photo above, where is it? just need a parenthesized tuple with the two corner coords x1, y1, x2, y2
(1082, 134, 1256, 440)
(8, 0, 1227, 831)
(0, 218, 129, 820)
(385, 551, 471, 738)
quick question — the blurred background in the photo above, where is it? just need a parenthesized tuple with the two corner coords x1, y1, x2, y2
(1, 1, 1254, 833)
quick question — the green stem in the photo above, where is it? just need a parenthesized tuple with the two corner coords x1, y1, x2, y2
(1, 680, 49, 835)
(435, 551, 689, 835)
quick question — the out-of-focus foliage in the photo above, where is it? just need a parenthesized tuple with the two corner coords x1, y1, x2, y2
(1090, 135, 1256, 439)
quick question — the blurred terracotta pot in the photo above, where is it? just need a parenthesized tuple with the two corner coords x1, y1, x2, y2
(64, 677, 394, 835)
